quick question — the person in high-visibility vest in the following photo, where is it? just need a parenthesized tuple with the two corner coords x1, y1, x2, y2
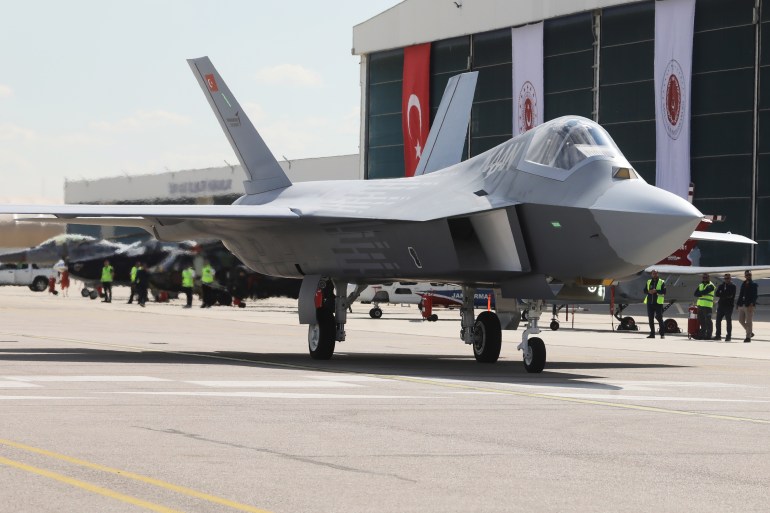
(127, 262, 139, 304)
(643, 269, 666, 339)
(200, 261, 216, 308)
(181, 264, 195, 308)
(693, 273, 716, 340)
(100, 259, 114, 303)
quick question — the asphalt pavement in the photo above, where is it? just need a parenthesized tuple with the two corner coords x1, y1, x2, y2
(1, 286, 769, 513)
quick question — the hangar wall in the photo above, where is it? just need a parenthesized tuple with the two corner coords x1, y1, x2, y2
(355, 0, 768, 266)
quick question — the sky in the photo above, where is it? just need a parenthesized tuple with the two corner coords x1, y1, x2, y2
(0, 0, 398, 203)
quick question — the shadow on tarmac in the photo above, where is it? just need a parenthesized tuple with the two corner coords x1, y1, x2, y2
(0, 347, 686, 390)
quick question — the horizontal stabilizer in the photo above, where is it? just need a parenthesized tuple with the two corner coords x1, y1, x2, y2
(188, 57, 291, 195)
(414, 71, 478, 176)
(650, 265, 770, 280)
(690, 231, 755, 245)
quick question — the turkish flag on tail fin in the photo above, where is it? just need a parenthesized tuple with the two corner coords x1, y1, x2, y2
(402, 43, 431, 177)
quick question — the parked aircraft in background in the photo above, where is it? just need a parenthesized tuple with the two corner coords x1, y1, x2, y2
(0, 234, 124, 266)
(355, 282, 494, 320)
(2, 57, 751, 373)
(149, 240, 300, 306)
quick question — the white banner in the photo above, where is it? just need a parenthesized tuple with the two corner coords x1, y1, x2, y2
(654, 0, 695, 199)
(512, 22, 544, 135)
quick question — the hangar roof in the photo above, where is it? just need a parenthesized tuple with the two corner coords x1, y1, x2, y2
(353, 0, 641, 55)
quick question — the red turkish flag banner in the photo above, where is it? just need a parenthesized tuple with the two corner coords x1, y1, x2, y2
(402, 43, 431, 177)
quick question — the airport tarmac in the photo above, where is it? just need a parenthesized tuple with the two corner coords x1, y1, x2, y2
(1, 286, 769, 513)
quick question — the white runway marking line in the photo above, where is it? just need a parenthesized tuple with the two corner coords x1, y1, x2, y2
(3, 375, 170, 382)
(304, 375, 389, 382)
(106, 391, 438, 399)
(185, 380, 363, 388)
(0, 381, 40, 388)
(0, 396, 90, 400)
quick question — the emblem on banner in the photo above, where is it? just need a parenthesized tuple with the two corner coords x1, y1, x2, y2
(661, 59, 685, 140)
(517, 81, 538, 134)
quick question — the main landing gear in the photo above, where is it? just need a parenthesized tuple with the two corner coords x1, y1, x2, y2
(306, 278, 365, 360)
(459, 285, 502, 363)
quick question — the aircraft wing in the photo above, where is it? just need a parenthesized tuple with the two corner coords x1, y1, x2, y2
(650, 264, 770, 280)
(2, 204, 299, 229)
(690, 230, 756, 244)
(0, 195, 521, 227)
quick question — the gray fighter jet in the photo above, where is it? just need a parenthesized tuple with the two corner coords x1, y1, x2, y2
(0, 57, 749, 372)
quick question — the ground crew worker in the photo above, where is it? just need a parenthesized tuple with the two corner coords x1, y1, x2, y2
(135, 262, 149, 307)
(643, 269, 666, 339)
(200, 260, 215, 308)
(127, 262, 139, 304)
(181, 264, 195, 308)
(100, 259, 114, 303)
(694, 273, 715, 340)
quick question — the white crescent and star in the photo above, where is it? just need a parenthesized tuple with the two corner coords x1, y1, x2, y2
(406, 93, 424, 158)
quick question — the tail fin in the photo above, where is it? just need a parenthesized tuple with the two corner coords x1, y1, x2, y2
(413, 71, 478, 176)
(188, 57, 292, 195)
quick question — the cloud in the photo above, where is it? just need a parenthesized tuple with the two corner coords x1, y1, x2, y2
(0, 123, 36, 142)
(0, 84, 12, 98)
(254, 64, 323, 87)
(90, 109, 191, 132)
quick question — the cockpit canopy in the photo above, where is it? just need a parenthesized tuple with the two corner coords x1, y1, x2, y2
(524, 117, 621, 171)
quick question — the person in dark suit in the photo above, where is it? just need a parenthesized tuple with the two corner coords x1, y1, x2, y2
(713, 273, 736, 341)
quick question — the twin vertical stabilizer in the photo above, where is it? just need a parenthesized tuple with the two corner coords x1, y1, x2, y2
(188, 57, 292, 195)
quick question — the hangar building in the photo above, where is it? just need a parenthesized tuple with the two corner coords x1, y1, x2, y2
(353, 0, 769, 265)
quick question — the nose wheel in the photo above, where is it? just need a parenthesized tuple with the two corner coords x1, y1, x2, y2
(522, 337, 546, 373)
(517, 300, 547, 373)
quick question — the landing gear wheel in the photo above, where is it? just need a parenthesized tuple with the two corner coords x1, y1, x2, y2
(664, 318, 679, 334)
(308, 308, 336, 360)
(472, 311, 502, 363)
(369, 307, 383, 319)
(81, 288, 90, 298)
(523, 337, 546, 373)
(550, 320, 560, 331)
(618, 316, 637, 331)
(428, 314, 438, 322)
(89, 290, 99, 300)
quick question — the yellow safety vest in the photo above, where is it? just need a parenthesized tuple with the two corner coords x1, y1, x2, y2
(696, 282, 715, 308)
(181, 268, 194, 288)
(644, 278, 665, 305)
(130, 266, 138, 283)
(201, 265, 215, 284)
(101, 265, 114, 283)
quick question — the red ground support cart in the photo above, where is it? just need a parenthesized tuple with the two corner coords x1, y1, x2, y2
(687, 305, 699, 339)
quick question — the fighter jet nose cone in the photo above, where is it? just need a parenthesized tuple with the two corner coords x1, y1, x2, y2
(592, 182, 703, 268)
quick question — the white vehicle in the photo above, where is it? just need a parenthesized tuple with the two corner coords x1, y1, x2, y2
(0, 263, 57, 292)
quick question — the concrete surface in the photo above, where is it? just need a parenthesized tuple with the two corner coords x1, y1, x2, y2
(1, 286, 769, 513)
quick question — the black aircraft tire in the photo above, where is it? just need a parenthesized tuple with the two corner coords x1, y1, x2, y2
(523, 337, 546, 373)
(473, 311, 502, 363)
(369, 307, 383, 319)
(429, 314, 438, 322)
(81, 288, 90, 298)
(308, 308, 336, 360)
(550, 320, 560, 331)
(89, 290, 99, 300)
(620, 316, 637, 331)
(664, 318, 679, 334)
